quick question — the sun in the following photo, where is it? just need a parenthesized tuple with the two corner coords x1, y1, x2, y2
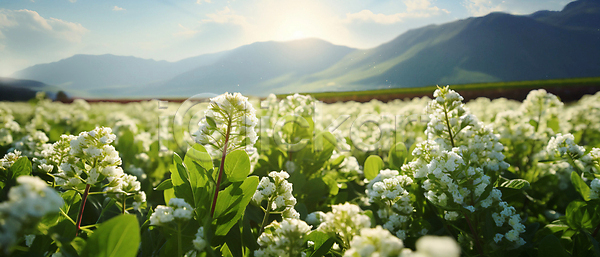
(291, 30, 306, 39)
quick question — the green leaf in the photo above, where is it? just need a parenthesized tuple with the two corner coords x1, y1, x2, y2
(164, 188, 175, 207)
(154, 179, 173, 191)
(566, 201, 598, 230)
(184, 144, 213, 174)
(305, 231, 334, 257)
(9, 157, 32, 179)
(170, 153, 195, 206)
(500, 179, 530, 190)
(213, 176, 259, 236)
(388, 142, 407, 170)
(538, 235, 569, 257)
(311, 238, 335, 257)
(224, 150, 251, 182)
(82, 215, 140, 257)
(571, 171, 591, 201)
(364, 155, 383, 180)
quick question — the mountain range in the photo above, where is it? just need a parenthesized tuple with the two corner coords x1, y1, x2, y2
(10, 0, 600, 98)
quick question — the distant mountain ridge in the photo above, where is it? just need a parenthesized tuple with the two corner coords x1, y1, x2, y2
(10, 0, 600, 98)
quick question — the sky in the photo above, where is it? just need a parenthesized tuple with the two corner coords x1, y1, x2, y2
(0, 0, 571, 76)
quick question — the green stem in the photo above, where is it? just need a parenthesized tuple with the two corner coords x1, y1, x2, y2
(210, 119, 232, 218)
(177, 223, 183, 257)
(442, 104, 455, 148)
(259, 199, 273, 236)
(75, 184, 91, 237)
(463, 211, 484, 256)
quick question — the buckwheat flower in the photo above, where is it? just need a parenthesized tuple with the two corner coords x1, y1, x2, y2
(193, 227, 207, 252)
(170, 198, 193, 220)
(547, 133, 586, 158)
(0, 150, 22, 170)
(0, 176, 63, 252)
(400, 236, 461, 257)
(403, 86, 525, 249)
(279, 93, 315, 117)
(344, 226, 404, 257)
(366, 169, 415, 239)
(255, 218, 312, 257)
(192, 92, 259, 158)
(253, 171, 297, 217)
(316, 203, 371, 246)
(0, 105, 20, 146)
(149, 206, 174, 226)
(149, 198, 193, 226)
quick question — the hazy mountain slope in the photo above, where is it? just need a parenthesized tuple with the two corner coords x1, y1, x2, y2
(0, 77, 59, 100)
(11, 52, 226, 97)
(276, 0, 600, 93)
(149, 38, 355, 96)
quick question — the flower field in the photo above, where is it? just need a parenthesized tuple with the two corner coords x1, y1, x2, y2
(1, 86, 600, 257)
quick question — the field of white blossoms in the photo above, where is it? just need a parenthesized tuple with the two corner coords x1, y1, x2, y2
(1, 86, 600, 257)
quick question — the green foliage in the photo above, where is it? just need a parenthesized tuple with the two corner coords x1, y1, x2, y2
(82, 215, 141, 257)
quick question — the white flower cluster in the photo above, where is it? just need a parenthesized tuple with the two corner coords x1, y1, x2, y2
(486, 188, 526, 246)
(400, 235, 461, 257)
(403, 87, 525, 247)
(520, 89, 563, 126)
(564, 92, 600, 144)
(343, 226, 404, 257)
(192, 227, 207, 252)
(0, 176, 63, 251)
(366, 169, 415, 239)
(252, 171, 299, 219)
(308, 203, 371, 245)
(255, 218, 312, 257)
(193, 92, 259, 158)
(340, 156, 362, 175)
(47, 128, 144, 207)
(149, 198, 194, 226)
(9, 131, 51, 160)
(0, 105, 20, 146)
(547, 133, 586, 158)
(279, 93, 316, 117)
(0, 151, 22, 171)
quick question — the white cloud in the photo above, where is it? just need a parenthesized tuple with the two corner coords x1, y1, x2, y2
(0, 9, 87, 42)
(0, 9, 88, 75)
(344, 0, 448, 24)
(202, 7, 248, 26)
(462, 0, 504, 16)
(113, 6, 125, 11)
(173, 23, 198, 37)
(196, 0, 211, 4)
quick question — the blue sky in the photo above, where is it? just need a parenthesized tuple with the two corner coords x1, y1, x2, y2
(0, 0, 570, 76)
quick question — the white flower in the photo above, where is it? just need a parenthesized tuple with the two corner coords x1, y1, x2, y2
(193, 92, 258, 158)
(193, 227, 207, 252)
(344, 226, 404, 257)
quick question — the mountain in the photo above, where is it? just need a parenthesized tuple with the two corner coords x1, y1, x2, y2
(273, 0, 600, 93)
(0, 77, 60, 101)
(10, 0, 600, 97)
(12, 52, 227, 97)
(148, 38, 355, 97)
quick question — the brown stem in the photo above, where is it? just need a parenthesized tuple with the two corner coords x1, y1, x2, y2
(75, 184, 91, 236)
(210, 121, 231, 218)
(122, 194, 126, 215)
(442, 104, 455, 148)
(592, 223, 600, 237)
(463, 211, 484, 256)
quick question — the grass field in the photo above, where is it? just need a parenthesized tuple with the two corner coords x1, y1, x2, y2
(279, 76, 600, 103)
